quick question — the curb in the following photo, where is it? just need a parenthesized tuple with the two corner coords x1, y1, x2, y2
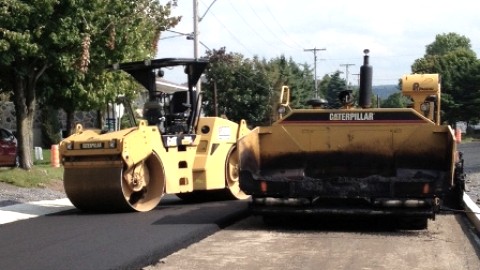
(463, 192, 480, 233)
(0, 198, 73, 225)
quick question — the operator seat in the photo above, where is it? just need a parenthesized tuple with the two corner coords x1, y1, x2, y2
(166, 91, 191, 134)
(170, 91, 190, 114)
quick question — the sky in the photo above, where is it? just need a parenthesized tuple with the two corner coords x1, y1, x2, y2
(156, 0, 480, 86)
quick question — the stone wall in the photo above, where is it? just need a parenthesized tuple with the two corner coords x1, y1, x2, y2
(0, 102, 18, 131)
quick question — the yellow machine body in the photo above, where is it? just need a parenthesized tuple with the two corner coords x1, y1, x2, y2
(238, 70, 464, 227)
(59, 58, 250, 212)
(60, 117, 250, 212)
(239, 107, 456, 191)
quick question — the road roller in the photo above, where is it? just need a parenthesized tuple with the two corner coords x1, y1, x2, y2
(59, 58, 250, 212)
(238, 50, 465, 229)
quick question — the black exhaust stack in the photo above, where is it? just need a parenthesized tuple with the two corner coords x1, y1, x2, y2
(359, 49, 372, 108)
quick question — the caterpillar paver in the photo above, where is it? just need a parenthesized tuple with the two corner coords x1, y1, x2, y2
(238, 50, 465, 229)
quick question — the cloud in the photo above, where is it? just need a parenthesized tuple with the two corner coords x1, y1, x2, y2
(158, 0, 480, 85)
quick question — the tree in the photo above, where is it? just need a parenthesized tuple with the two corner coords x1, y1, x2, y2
(318, 74, 331, 99)
(411, 32, 480, 125)
(262, 56, 313, 121)
(324, 71, 348, 108)
(381, 92, 411, 108)
(267, 57, 313, 109)
(0, 0, 179, 169)
(38, 1, 180, 133)
(202, 48, 271, 126)
(425, 33, 472, 56)
(202, 48, 314, 126)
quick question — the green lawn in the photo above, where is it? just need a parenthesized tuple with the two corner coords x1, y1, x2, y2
(462, 133, 480, 143)
(0, 149, 64, 188)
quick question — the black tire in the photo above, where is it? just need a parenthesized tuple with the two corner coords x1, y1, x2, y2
(442, 152, 466, 210)
(443, 164, 466, 210)
(444, 183, 464, 210)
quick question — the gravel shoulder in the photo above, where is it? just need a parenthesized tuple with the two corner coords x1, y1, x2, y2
(0, 180, 66, 207)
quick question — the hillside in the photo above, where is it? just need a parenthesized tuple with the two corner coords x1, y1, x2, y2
(372, 84, 399, 99)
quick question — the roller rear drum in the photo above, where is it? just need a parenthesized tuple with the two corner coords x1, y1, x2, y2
(64, 153, 165, 212)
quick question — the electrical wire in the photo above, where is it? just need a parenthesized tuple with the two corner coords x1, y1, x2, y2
(245, 1, 301, 51)
(261, 2, 309, 50)
(226, 1, 287, 53)
(197, 1, 257, 56)
(180, 1, 427, 85)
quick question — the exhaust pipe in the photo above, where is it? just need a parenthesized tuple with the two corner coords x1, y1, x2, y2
(359, 49, 372, 108)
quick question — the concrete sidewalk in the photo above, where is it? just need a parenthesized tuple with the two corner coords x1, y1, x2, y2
(0, 198, 73, 225)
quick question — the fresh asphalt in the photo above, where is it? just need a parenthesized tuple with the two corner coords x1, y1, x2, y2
(0, 195, 249, 270)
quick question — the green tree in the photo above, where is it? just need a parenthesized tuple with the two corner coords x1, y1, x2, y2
(262, 56, 313, 122)
(202, 48, 315, 126)
(318, 74, 331, 99)
(411, 32, 480, 125)
(263, 56, 313, 108)
(39, 1, 179, 133)
(381, 92, 410, 108)
(202, 48, 271, 126)
(325, 71, 347, 108)
(0, 0, 179, 169)
(425, 32, 472, 56)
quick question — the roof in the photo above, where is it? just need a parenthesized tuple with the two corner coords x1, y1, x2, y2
(155, 78, 188, 94)
(110, 58, 209, 92)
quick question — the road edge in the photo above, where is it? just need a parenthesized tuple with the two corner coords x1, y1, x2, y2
(464, 192, 480, 233)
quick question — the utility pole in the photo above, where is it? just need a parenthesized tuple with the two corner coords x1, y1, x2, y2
(340, 63, 355, 88)
(352, 73, 360, 86)
(193, 0, 199, 61)
(192, 0, 202, 122)
(304, 47, 326, 98)
(193, 0, 217, 88)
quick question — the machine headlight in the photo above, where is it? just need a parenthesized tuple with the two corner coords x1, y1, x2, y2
(108, 139, 117, 148)
(278, 106, 286, 114)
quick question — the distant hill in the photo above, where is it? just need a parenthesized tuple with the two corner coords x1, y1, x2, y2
(372, 84, 399, 99)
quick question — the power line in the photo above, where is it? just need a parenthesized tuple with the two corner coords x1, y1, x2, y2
(245, 1, 302, 51)
(198, 0, 218, 22)
(262, 2, 307, 50)
(226, 1, 287, 52)
(197, 4, 256, 56)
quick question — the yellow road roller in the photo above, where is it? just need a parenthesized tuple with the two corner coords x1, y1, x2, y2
(238, 50, 465, 229)
(60, 58, 250, 212)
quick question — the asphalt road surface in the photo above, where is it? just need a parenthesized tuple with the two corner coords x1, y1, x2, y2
(0, 196, 248, 270)
(141, 142, 480, 270)
(459, 142, 480, 204)
(145, 214, 480, 270)
(1, 142, 479, 270)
